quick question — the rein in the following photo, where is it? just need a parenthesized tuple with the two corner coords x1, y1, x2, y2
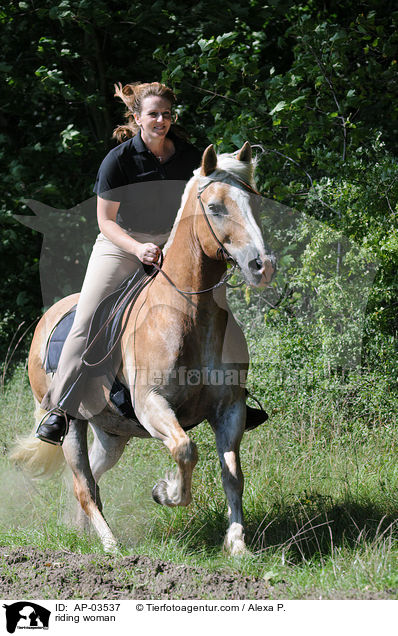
(152, 251, 238, 296)
(153, 174, 262, 296)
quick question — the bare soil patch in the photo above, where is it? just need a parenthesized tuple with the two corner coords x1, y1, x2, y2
(0, 547, 394, 600)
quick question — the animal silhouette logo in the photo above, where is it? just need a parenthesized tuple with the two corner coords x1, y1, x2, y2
(15, 181, 185, 308)
(2, 602, 50, 633)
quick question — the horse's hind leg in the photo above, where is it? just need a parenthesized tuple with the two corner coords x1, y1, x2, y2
(62, 418, 118, 552)
(211, 401, 247, 555)
(75, 425, 129, 533)
(138, 394, 198, 507)
(89, 425, 130, 481)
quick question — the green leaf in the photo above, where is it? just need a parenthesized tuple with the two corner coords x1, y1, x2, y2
(198, 38, 213, 52)
(269, 101, 286, 115)
(291, 95, 306, 105)
(169, 64, 183, 79)
(216, 32, 237, 46)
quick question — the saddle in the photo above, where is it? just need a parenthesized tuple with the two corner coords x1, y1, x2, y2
(44, 267, 158, 420)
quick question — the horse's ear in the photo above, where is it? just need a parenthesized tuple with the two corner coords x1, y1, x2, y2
(201, 144, 217, 176)
(236, 141, 252, 163)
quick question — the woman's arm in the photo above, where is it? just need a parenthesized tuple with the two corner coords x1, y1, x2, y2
(97, 196, 161, 265)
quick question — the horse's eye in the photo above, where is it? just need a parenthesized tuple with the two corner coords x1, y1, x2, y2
(207, 203, 225, 216)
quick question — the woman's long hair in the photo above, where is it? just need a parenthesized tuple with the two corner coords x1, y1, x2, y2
(113, 81, 184, 143)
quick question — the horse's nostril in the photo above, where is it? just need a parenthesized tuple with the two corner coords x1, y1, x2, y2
(249, 257, 262, 272)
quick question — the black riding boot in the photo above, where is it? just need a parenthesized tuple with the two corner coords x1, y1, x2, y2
(35, 409, 70, 446)
(245, 404, 268, 431)
(245, 389, 268, 431)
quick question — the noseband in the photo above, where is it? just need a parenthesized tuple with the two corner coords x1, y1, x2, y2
(153, 174, 262, 296)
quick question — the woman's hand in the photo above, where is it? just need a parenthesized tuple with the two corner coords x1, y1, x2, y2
(136, 242, 161, 265)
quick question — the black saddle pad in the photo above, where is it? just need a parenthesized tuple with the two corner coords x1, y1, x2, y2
(45, 307, 76, 374)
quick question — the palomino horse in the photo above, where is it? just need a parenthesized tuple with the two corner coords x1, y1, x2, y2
(11, 142, 275, 555)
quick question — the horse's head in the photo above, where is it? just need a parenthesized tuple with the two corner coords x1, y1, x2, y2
(195, 142, 276, 287)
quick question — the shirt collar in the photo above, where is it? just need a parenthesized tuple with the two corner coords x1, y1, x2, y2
(132, 129, 183, 154)
(132, 130, 147, 153)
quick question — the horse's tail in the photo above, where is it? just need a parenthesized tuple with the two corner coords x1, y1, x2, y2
(9, 402, 65, 479)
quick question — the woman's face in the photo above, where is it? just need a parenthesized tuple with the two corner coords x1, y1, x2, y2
(134, 95, 173, 142)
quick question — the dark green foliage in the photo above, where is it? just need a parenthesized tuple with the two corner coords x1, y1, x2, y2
(1, 1, 397, 378)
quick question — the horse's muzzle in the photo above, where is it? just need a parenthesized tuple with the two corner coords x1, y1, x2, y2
(248, 254, 276, 287)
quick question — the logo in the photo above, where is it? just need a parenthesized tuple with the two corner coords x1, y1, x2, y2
(3, 602, 51, 633)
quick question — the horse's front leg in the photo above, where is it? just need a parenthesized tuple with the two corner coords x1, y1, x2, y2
(211, 400, 247, 555)
(137, 392, 198, 507)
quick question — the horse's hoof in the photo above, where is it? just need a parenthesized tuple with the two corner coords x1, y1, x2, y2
(102, 536, 119, 554)
(152, 480, 169, 506)
(232, 545, 252, 557)
(223, 538, 251, 557)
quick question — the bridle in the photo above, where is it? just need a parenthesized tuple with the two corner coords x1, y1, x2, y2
(152, 174, 263, 296)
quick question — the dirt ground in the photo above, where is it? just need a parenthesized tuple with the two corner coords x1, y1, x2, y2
(0, 546, 395, 600)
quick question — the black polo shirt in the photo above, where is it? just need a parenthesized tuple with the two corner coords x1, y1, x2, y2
(93, 130, 202, 234)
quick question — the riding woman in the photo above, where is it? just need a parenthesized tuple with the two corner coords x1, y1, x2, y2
(36, 81, 202, 445)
